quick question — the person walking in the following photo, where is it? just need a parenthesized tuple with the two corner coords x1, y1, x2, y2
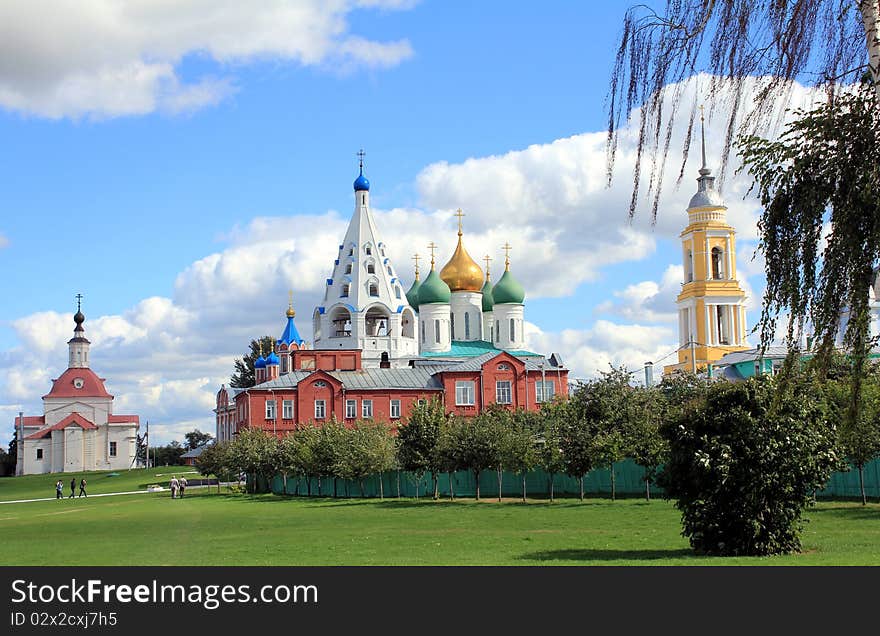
(78, 478, 87, 497)
(55, 480, 63, 500)
(170, 476, 179, 499)
(179, 476, 187, 498)
(69, 477, 76, 498)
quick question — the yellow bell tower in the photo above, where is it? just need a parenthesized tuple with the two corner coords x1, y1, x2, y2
(664, 109, 748, 375)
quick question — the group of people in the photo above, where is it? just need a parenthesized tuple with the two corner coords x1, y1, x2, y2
(169, 475, 187, 498)
(55, 478, 86, 499)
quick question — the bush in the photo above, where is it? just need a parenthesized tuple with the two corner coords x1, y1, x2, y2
(659, 376, 843, 556)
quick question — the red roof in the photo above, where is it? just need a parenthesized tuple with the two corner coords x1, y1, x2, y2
(25, 412, 98, 440)
(108, 414, 140, 424)
(14, 415, 45, 428)
(43, 368, 113, 400)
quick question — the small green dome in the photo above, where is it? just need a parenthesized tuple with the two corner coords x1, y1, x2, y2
(418, 269, 451, 305)
(492, 269, 525, 304)
(406, 277, 422, 310)
(481, 279, 494, 312)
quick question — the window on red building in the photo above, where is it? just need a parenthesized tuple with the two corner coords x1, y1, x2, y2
(362, 400, 373, 418)
(265, 400, 276, 420)
(346, 400, 357, 419)
(315, 400, 326, 419)
(282, 400, 293, 419)
(496, 381, 512, 404)
(455, 381, 475, 406)
(390, 400, 401, 419)
(536, 381, 555, 403)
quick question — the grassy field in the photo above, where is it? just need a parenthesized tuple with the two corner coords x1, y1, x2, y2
(0, 466, 200, 502)
(1, 484, 878, 565)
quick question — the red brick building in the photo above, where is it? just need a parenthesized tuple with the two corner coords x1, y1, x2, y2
(215, 159, 569, 440)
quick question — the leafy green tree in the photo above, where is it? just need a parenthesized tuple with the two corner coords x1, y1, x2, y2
(291, 425, 320, 496)
(457, 414, 504, 501)
(334, 422, 395, 498)
(397, 397, 447, 499)
(660, 375, 844, 556)
(505, 410, 540, 502)
(624, 386, 669, 501)
(828, 373, 880, 504)
(535, 404, 567, 502)
(230, 336, 276, 388)
(184, 429, 214, 451)
(227, 428, 281, 493)
(195, 441, 234, 493)
(151, 441, 185, 467)
(435, 417, 465, 500)
(312, 419, 345, 497)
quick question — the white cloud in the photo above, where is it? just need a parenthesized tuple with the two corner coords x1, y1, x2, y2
(0, 0, 416, 119)
(0, 74, 832, 445)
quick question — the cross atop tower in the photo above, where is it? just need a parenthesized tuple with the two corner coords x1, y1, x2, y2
(427, 242, 438, 267)
(699, 103, 708, 171)
(412, 253, 421, 278)
(483, 254, 492, 281)
(454, 208, 465, 235)
(75, 293, 83, 312)
(502, 242, 512, 271)
(357, 149, 365, 170)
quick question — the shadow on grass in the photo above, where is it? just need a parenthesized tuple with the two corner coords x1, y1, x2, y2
(806, 503, 880, 521)
(517, 548, 695, 562)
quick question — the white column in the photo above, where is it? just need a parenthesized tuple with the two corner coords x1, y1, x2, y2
(725, 235, 733, 279)
(705, 237, 711, 280)
(703, 303, 710, 347)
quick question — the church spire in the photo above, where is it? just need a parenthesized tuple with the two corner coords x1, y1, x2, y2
(68, 293, 90, 368)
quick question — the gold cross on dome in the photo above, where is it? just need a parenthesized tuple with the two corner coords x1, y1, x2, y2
(483, 255, 492, 280)
(412, 253, 421, 273)
(427, 242, 438, 267)
(502, 242, 512, 270)
(454, 208, 465, 234)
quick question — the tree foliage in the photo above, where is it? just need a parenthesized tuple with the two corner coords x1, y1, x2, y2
(184, 429, 214, 451)
(660, 375, 843, 556)
(397, 397, 448, 497)
(738, 83, 880, 377)
(230, 335, 276, 388)
(608, 0, 879, 221)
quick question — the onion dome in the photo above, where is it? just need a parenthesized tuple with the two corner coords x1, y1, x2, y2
(278, 294, 304, 346)
(265, 351, 279, 366)
(492, 256, 525, 305)
(439, 211, 484, 292)
(74, 310, 85, 327)
(418, 269, 451, 305)
(481, 279, 494, 312)
(254, 354, 267, 369)
(354, 152, 370, 191)
(406, 272, 422, 310)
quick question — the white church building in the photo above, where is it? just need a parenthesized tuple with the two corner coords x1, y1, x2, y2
(14, 301, 140, 475)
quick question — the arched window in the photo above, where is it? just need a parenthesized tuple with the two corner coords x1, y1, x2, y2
(717, 305, 728, 344)
(421, 321, 426, 343)
(685, 250, 694, 282)
(365, 244, 372, 255)
(341, 284, 350, 297)
(495, 319, 500, 343)
(345, 263, 352, 275)
(711, 247, 724, 279)
(434, 319, 441, 344)
(367, 262, 376, 274)
(369, 283, 379, 297)
(313, 309, 322, 341)
(450, 312, 455, 339)
(387, 266, 393, 276)
(464, 312, 471, 339)
(348, 247, 354, 257)
(402, 308, 415, 338)
(395, 286, 401, 299)
(510, 318, 515, 342)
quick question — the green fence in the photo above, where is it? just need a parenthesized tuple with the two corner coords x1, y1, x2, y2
(268, 457, 880, 499)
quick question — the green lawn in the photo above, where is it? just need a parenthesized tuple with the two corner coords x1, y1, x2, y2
(0, 466, 199, 502)
(1, 488, 878, 565)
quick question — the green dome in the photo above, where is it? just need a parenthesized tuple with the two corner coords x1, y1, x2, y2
(492, 269, 525, 304)
(406, 277, 422, 310)
(481, 279, 494, 312)
(418, 269, 451, 305)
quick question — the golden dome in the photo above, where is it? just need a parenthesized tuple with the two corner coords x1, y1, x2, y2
(439, 211, 484, 292)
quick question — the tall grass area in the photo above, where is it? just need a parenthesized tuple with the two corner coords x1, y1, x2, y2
(0, 466, 198, 502)
(1, 490, 878, 565)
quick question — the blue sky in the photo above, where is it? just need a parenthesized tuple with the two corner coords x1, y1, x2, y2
(0, 1, 804, 444)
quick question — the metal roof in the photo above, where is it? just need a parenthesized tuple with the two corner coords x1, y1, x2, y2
(714, 347, 791, 366)
(255, 368, 442, 391)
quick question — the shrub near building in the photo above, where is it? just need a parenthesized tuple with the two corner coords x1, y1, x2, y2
(659, 375, 844, 556)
